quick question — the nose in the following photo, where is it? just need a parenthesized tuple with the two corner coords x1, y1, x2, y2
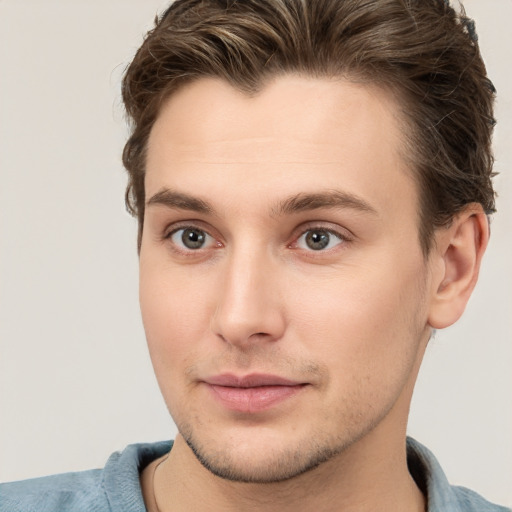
(210, 246, 286, 348)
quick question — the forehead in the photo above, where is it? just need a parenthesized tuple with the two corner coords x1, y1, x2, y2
(145, 75, 415, 219)
(148, 75, 404, 160)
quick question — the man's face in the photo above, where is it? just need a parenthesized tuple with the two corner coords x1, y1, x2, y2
(140, 76, 434, 482)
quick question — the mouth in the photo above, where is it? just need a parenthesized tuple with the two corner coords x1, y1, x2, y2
(203, 373, 308, 413)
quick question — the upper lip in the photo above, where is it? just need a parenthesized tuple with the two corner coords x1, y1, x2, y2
(204, 373, 305, 388)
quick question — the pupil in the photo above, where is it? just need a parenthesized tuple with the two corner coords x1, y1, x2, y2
(182, 228, 205, 249)
(306, 230, 329, 250)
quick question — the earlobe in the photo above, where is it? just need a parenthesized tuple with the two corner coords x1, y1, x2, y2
(428, 204, 490, 329)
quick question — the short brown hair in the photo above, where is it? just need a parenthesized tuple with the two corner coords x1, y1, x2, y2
(122, 0, 496, 253)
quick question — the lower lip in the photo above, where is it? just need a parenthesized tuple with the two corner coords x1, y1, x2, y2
(207, 384, 306, 413)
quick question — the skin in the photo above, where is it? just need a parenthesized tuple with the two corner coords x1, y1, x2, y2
(138, 76, 488, 512)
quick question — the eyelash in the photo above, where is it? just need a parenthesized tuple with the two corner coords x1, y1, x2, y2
(292, 226, 349, 252)
(164, 223, 221, 256)
(163, 223, 352, 256)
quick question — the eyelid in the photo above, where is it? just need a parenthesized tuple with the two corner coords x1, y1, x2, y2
(290, 223, 354, 252)
(294, 221, 353, 240)
(163, 220, 216, 240)
(163, 221, 223, 254)
(171, 228, 215, 250)
(160, 219, 353, 255)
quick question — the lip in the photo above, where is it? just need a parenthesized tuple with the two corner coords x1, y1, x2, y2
(203, 373, 308, 413)
(205, 373, 303, 387)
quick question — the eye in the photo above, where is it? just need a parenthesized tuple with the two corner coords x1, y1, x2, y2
(168, 227, 216, 250)
(296, 229, 344, 251)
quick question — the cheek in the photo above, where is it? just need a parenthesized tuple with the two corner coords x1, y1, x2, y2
(139, 262, 215, 377)
(294, 274, 427, 431)
(291, 260, 428, 383)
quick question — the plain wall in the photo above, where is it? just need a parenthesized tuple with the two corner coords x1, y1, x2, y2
(0, 0, 511, 506)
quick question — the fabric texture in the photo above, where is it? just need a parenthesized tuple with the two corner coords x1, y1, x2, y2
(0, 438, 509, 511)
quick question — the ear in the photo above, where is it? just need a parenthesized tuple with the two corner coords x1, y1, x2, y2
(428, 204, 490, 329)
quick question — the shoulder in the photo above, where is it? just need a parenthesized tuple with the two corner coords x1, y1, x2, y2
(0, 469, 105, 512)
(448, 485, 512, 512)
(0, 440, 173, 512)
(406, 437, 511, 512)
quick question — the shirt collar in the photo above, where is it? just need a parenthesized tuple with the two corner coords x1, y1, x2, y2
(102, 437, 489, 512)
(407, 437, 464, 512)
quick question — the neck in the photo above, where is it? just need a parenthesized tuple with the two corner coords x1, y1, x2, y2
(148, 427, 424, 512)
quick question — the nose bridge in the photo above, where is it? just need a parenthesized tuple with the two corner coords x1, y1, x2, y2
(211, 241, 285, 346)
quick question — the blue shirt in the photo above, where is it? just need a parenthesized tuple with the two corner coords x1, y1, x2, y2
(1, 438, 509, 511)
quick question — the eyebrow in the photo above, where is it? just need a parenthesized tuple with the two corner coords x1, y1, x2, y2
(272, 190, 378, 217)
(146, 189, 212, 214)
(146, 188, 378, 217)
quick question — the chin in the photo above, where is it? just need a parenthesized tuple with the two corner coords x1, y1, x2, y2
(179, 421, 352, 484)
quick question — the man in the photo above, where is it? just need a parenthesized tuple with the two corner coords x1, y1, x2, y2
(1, 0, 509, 511)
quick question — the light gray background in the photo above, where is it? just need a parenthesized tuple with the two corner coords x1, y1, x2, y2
(1, 0, 511, 506)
